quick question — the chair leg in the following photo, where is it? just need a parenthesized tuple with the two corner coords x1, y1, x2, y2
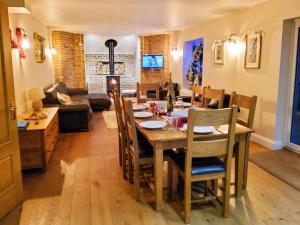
(184, 178, 191, 224)
(118, 135, 122, 167)
(122, 146, 127, 179)
(212, 179, 218, 196)
(167, 159, 173, 201)
(128, 152, 133, 184)
(234, 152, 238, 196)
(134, 162, 140, 200)
(222, 177, 230, 218)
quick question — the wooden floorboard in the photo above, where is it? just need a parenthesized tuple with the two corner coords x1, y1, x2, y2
(0, 112, 300, 225)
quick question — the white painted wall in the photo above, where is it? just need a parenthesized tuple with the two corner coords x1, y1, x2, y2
(172, 0, 300, 149)
(84, 33, 138, 54)
(9, 13, 55, 115)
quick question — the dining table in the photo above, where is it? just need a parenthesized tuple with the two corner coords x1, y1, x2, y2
(125, 97, 254, 211)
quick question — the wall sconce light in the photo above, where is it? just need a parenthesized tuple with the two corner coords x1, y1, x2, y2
(225, 34, 243, 55)
(46, 44, 57, 56)
(171, 45, 179, 59)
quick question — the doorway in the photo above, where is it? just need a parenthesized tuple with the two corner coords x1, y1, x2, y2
(287, 20, 300, 152)
(182, 37, 204, 89)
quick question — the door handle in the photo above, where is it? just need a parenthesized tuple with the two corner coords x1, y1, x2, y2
(9, 102, 17, 120)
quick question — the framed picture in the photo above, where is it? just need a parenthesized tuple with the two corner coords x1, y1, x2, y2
(214, 42, 224, 65)
(245, 33, 262, 69)
(34, 33, 46, 63)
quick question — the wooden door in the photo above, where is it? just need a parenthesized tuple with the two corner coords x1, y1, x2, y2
(0, 3, 23, 219)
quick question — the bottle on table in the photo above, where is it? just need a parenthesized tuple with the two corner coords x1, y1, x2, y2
(167, 73, 175, 114)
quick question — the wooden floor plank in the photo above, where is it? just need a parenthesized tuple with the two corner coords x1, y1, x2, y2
(1, 112, 299, 225)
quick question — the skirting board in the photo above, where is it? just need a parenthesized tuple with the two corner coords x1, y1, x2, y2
(251, 133, 283, 150)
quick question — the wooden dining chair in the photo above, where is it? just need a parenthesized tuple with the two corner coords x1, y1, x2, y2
(201, 87, 225, 109)
(170, 107, 238, 223)
(230, 92, 257, 194)
(136, 82, 160, 103)
(191, 85, 210, 107)
(230, 92, 257, 129)
(112, 90, 128, 179)
(122, 98, 173, 200)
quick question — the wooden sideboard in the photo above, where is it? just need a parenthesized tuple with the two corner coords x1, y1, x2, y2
(18, 107, 59, 171)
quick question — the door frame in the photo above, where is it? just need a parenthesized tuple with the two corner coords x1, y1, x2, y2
(285, 19, 300, 153)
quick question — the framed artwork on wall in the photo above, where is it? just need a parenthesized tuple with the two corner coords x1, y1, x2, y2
(34, 33, 46, 63)
(214, 42, 224, 65)
(244, 33, 262, 69)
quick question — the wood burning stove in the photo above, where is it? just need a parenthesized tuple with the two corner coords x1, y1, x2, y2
(105, 39, 120, 95)
(106, 75, 120, 95)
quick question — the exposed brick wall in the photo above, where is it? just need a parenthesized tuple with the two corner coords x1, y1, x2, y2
(52, 31, 85, 88)
(140, 34, 171, 84)
(85, 54, 138, 93)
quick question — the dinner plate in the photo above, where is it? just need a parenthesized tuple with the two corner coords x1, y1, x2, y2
(171, 110, 188, 118)
(175, 102, 192, 107)
(132, 103, 147, 111)
(181, 124, 215, 134)
(140, 121, 167, 129)
(134, 111, 153, 118)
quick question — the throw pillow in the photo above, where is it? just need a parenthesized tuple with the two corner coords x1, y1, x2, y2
(208, 99, 219, 107)
(57, 92, 72, 105)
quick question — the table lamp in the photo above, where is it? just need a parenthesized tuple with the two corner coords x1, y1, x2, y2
(28, 87, 45, 112)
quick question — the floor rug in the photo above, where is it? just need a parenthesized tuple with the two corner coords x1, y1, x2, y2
(102, 111, 118, 129)
(249, 149, 300, 191)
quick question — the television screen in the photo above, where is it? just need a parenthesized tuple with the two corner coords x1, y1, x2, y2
(142, 55, 163, 69)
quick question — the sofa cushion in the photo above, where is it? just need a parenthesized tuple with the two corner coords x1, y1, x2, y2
(87, 93, 111, 111)
(70, 94, 89, 102)
(57, 92, 72, 104)
(43, 84, 59, 105)
(56, 82, 70, 95)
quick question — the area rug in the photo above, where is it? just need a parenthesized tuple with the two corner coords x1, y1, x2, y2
(102, 111, 118, 129)
(249, 149, 300, 191)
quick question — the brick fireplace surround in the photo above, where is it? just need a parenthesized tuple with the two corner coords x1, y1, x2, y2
(85, 53, 140, 93)
(52, 33, 171, 93)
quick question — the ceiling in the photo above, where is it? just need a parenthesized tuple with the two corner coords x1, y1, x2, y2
(29, 0, 269, 35)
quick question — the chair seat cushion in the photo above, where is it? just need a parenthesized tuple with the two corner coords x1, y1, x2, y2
(171, 152, 225, 175)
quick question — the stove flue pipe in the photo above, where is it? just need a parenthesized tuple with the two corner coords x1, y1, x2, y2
(105, 39, 118, 75)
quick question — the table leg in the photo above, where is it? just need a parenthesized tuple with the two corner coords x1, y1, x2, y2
(235, 134, 246, 197)
(243, 133, 251, 190)
(154, 142, 164, 211)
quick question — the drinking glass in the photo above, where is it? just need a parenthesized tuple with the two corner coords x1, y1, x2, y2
(167, 116, 179, 132)
(177, 97, 184, 109)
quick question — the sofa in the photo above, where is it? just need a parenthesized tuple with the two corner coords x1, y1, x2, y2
(43, 82, 111, 131)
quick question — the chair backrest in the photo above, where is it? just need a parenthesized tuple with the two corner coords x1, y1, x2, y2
(122, 98, 139, 162)
(185, 107, 238, 176)
(112, 90, 125, 132)
(136, 82, 160, 103)
(191, 85, 210, 107)
(202, 87, 225, 109)
(230, 92, 257, 128)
